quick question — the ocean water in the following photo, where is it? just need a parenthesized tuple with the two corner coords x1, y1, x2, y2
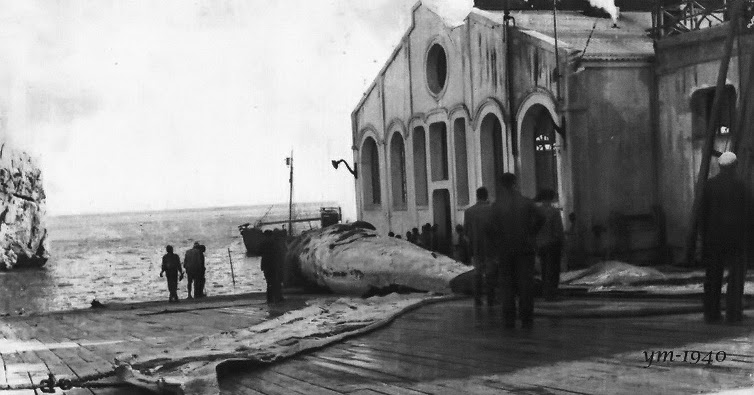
(0, 203, 330, 315)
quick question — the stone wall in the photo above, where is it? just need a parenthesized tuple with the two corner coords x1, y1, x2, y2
(0, 142, 48, 269)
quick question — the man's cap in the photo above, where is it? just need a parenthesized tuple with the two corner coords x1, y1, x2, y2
(719, 151, 737, 167)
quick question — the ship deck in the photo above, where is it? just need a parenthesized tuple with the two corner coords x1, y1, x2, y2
(0, 293, 752, 394)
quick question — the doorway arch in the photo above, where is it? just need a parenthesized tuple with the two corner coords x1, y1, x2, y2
(479, 113, 505, 199)
(517, 93, 561, 201)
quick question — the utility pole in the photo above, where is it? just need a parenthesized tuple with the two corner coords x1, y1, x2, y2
(287, 151, 294, 237)
(553, 0, 561, 100)
(684, 0, 744, 266)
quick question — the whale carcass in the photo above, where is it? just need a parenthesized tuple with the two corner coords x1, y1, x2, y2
(285, 224, 473, 296)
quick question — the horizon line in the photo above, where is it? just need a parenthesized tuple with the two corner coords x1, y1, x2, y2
(48, 200, 341, 218)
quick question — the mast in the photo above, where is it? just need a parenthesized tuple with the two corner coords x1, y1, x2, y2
(287, 151, 294, 237)
(684, 0, 744, 266)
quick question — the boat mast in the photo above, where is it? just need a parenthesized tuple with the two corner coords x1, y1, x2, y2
(287, 151, 294, 237)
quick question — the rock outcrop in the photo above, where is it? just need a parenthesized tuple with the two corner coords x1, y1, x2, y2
(0, 142, 48, 269)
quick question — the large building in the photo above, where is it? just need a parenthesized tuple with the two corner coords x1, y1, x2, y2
(351, 0, 754, 266)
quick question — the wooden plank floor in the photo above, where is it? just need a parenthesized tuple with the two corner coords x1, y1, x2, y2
(219, 299, 754, 395)
(0, 294, 309, 394)
(2, 294, 752, 394)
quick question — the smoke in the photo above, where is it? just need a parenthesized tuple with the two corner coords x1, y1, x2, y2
(587, 0, 619, 22)
(422, 0, 474, 27)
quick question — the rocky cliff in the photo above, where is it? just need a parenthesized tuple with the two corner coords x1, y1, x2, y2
(0, 143, 48, 269)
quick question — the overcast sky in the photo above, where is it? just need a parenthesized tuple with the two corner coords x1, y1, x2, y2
(0, 0, 452, 219)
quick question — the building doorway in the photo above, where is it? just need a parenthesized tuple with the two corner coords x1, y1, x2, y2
(432, 189, 452, 255)
(519, 104, 559, 199)
(480, 113, 504, 199)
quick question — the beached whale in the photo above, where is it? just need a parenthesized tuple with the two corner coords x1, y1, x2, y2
(285, 224, 473, 296)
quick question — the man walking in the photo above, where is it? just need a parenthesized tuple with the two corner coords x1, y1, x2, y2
(183, 242, 204, 299)
(464, 187, 497, 306)
(700, 152, 752, 323)
(160, 245, 183, 302)
(489, 173, 544, 329)
(195, 244, 207, 298)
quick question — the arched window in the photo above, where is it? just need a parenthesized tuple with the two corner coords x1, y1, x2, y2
(430, 122, 449, 182)
(534, 120, 557, 196)
(454, 118, 469, 206)
(480, 113, 504, 199)
(361, 137, 381, 208)
(414, 127, 428, 206)
(520, 103, 559, 199)
(390, 133, 407, 210)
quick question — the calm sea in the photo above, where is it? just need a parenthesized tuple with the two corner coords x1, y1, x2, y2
(0, 203, 331, 315)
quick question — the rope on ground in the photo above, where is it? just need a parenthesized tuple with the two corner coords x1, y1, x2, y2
(0, 371, 122, 392)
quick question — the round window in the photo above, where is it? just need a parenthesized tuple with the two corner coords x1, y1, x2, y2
(426, 43, 447, 96)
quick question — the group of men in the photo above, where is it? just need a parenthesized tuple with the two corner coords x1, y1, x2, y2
(393, 224, 448, 254)
(159, 242, 207, 302)
(463, 151, 751, 328)
(464, 173, 564, 329)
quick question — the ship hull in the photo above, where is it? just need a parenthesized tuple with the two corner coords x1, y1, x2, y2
(240, 226, 265, 256)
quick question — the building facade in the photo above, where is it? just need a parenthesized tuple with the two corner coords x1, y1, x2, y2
(351, 1, 754, 266)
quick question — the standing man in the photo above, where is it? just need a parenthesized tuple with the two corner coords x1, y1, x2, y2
(700, 152, 752, 323)
(419, 223, 432, 250)
(464, 187, 497, 306)
(535, 189, 565, 301)
(261, 230, 285, 303)
(489, 173, 544, 329)
(454, 224, 470, 265)
(183, 242, 202, 299)
(160, 245, 183, 302)
(195, 244, 207, 298)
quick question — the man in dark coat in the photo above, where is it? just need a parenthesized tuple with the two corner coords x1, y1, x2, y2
(419, 223, 432, 250)
(454, 224, 470, 265)
(489, 173, 545, 329)
(535, 189, 565, 301)
(464, 187, 497, 306)
(411, 228, 420, 245)
(261, 230, 286, 303)
(160, 245, 183, 302)
(195, 244, 207, 298)
(700, 152, 753, 323)
(183, 242, 205, 298)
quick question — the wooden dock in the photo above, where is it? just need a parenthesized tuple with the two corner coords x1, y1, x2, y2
(218, 298, 754, 395)
(0, 294, 752, 394)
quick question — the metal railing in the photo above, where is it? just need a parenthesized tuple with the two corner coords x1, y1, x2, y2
(651, 0, 754, 38)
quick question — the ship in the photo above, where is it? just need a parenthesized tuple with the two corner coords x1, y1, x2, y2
(238, 152, 342, 256)
(238, 206, 341, 256)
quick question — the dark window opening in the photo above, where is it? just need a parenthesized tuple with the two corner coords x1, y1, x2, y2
(426, 44, 448, 95)
(361, 137, 381, 208)
(414, 127, 429, 206)
(454, 118, 469, 206)
(390, 133, 408, 210)
(430, 122, 449, 181)
(691, 85, 736, 139)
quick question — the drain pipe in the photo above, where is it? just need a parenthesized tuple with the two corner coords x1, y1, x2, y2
(504, 2, 518, 161)
(553, 0, 561, 101)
